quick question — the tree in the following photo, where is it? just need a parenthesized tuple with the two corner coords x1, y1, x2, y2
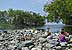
(44, 0, 72, 24)
(0, 9, 45, 29)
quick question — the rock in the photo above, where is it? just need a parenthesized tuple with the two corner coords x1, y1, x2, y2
(31, 48, 41, 50)
(69, 35, 72, 38)
(37, 45, 42, 49)
(47, 35, 53, 39)
(53, 36, 58, 39)
(0, 29, 72, 50)
(24, 40, 34, 47)
(60, 42, 67, 46)
(67, 44, 72, 47)
(34, 30, 38, 34)
(31, 48, 37, 50)
(10, 40, 15, 43)
(0, 36, 3, 40)
(29, 45, 34, 49)
(55, 46, 61, 49)
(22, 47, 29, 50)
(46, 43, 54, 48)
(69, 38, 72, 42)
(39, 37, 46, 43)
(55, 33, 59, 36)
(53, 38, 58, 41)
(68, 49, 72, 50)
(42, 34, 47, 38)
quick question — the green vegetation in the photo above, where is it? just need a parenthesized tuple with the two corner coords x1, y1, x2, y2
(44, 0, 72, 32)
(44, 0, 72, 24)
(65, 26, 72, 32)
(0, 23, 13, 29)
(0, 8, 45, 29)
(0, 0, 72, 32)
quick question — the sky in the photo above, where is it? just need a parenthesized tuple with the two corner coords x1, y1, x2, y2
(0, 0, 52, 15)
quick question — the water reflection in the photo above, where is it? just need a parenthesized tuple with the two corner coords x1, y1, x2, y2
(38, 17, 65, 33)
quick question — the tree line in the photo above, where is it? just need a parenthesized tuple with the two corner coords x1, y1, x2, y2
(0, 9, 45, 29)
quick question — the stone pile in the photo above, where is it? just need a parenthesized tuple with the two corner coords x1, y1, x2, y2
(0, 29, 72, 50)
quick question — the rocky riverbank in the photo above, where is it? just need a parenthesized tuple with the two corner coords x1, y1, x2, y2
(0, 29, 72, 50)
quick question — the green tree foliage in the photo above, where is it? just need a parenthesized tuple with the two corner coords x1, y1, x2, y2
(44, 0, 72, 24)
(0, 9, 45, 29)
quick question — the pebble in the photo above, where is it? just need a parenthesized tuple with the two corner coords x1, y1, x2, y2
(0, 29, 72, 50)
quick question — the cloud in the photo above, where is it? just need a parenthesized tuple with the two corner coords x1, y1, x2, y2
(46, 0, 53, 3)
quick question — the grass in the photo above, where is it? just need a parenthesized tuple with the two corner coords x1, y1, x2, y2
(0, 23, 14, 29)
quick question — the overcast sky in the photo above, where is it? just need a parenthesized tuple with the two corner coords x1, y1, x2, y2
(0, 0, 52, 15)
